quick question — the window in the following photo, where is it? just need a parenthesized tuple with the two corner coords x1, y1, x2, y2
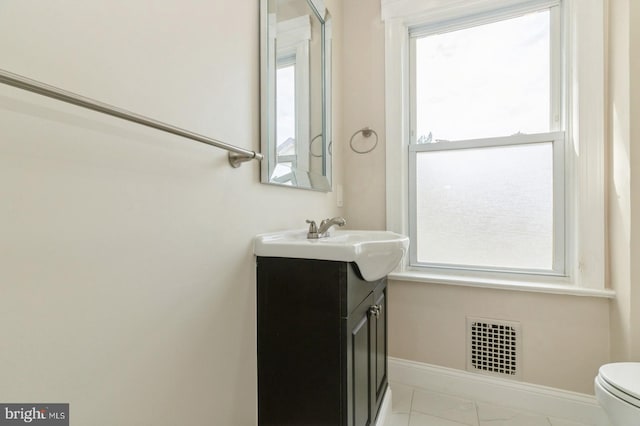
(383, 0, 607, 291)
(409, 3, 564, 275)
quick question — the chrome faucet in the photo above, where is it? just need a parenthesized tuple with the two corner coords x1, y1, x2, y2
(306, 217, 346, 239)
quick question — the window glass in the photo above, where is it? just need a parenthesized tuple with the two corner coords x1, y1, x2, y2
(276, 64, 296, 148)
(415, 142, 554, 270)
(414, 10, 551, 143)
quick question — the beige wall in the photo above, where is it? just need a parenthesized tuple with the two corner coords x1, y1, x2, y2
(608, 0, 640, 361)
(388, 281, 610, 393)
(0, 1, 342, 424)
(341, 0, 624, 394)
(608, 0, 632, 361)
(341, 0, 387, 230)
(631, 0, 640, 359)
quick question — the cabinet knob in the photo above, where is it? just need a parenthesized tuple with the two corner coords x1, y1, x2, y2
(369, 305, 381, 317)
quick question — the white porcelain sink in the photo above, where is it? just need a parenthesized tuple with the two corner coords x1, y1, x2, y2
(254, 229, 409, 281)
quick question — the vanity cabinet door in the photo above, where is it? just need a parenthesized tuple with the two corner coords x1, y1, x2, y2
(371, 283, 388, 417)
(257, 257, 388, 426)
(346, 293, 375, 426)
(257, 257, 343, 426)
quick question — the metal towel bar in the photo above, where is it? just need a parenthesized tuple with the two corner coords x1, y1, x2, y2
(0, 68, 263, 168)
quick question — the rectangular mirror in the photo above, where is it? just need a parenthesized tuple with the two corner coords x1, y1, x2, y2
(260, 0, 332, 191)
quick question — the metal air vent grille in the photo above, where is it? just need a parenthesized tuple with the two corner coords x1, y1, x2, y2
(466, 317, 521, 380)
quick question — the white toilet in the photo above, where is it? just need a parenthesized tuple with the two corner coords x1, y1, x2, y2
(595, 362, 640, 425)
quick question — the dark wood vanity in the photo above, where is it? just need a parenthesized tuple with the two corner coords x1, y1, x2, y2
(257, 256, 388, 426)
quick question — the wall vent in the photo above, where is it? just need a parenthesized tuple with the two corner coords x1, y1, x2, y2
(466, 317, 522, 380)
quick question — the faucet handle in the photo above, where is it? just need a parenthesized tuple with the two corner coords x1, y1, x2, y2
(306, 220, 319, 239)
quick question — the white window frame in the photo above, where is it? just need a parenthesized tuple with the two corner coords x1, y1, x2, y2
(383, 0, 610, 295)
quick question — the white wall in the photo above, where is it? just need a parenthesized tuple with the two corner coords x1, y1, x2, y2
(341, 0, 616, 395)
(0, 1, 343, 424)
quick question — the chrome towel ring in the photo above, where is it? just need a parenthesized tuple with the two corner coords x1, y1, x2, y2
(349, 127, 378, 154)
(310, 134, 332, 157)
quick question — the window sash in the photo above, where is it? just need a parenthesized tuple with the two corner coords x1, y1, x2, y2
(408, 3, 563, 145)
(407, 0, 561, 40)
(408, 131, 566, 276)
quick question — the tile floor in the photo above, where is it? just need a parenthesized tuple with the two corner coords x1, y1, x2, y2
(387, 382, 591, 426)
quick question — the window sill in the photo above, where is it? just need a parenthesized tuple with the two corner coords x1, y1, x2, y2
(388, 270, 616, 298)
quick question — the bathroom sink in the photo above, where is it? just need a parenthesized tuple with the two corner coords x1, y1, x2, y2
(254, 229, 409, 281)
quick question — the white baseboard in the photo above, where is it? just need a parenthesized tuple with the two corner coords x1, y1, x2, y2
(375, 387, 392, 426)
(389, 357, 609, 426)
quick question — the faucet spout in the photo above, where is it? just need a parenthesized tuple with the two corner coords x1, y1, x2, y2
(317, 217, 347, 236)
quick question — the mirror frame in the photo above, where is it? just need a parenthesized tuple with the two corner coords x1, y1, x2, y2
(260, 0, 332, 191)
